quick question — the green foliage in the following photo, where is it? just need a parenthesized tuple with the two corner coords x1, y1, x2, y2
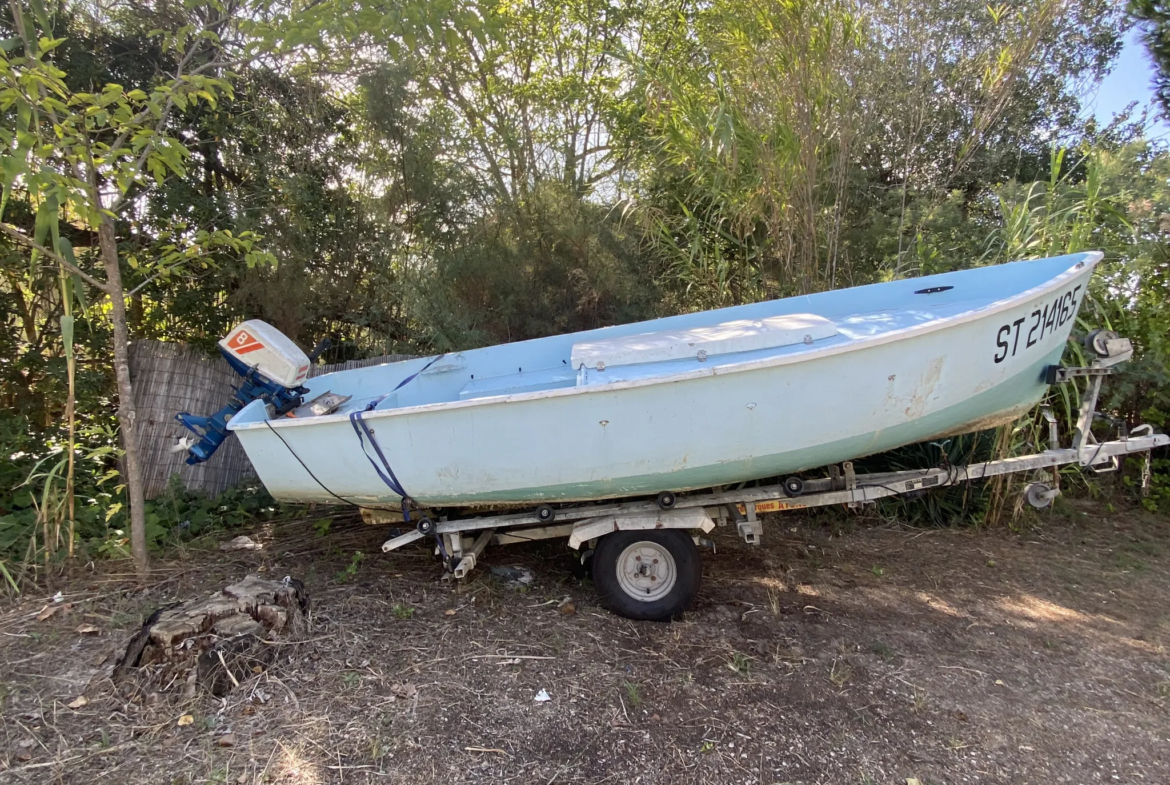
(728, 651, 752, 676)
(400, 182, 659, 349)
(313, 517, 333, 538)
(0, 0, 289, 572)
(627, 0, 1124, 304)
(0, 405, 280, 564)
(860, 431, 999, 526)
(144, 476, 281, 543)
(83, 477, 281, 558)
(984, 143, 1170, 504)
(0, 410, 115, 561)
(1133, 1, 1170, 116)
(337, 550, 365, 583)
(1141, 456, 1170, 511)
(622, 680, 642, 708)
(629, 0, 863, 303)
(0, 3, 273, 266)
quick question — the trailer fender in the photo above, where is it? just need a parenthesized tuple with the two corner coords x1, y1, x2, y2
(568, 507, 715, 550)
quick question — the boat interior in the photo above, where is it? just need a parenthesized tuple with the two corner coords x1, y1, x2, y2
(287, 253, 1088, 418)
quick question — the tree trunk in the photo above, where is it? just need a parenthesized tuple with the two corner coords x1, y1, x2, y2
(59, 270, 77, 558)
(65, 327, 76, 558)
(98, 219, 149, 577)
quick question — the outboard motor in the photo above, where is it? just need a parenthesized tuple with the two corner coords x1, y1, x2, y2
(176, 320, 319, 464)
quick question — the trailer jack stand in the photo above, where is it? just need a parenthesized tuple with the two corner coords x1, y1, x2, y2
(738, 503, 763, 545)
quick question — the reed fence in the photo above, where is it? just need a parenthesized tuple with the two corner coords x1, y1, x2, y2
(129, 341, 414, 498)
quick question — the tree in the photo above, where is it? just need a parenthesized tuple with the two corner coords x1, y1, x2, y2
(625, 0, 1123, 303)
(845, 0, 1122, 278)
(1133, 1, 1170, 116)
(0, 1, 273, 576)
(268, 0, 660, 347)
(624, 0, 864, 304)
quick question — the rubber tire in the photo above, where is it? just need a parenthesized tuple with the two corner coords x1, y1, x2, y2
(656, 491, 677, 509)
(783, 476, 804, 497)
(592, 530, 701, 621)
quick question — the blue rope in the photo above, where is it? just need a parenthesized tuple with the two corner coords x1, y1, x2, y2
(349, 413, 412, 524)
(349, 412, 408, 497)
(349, 354, 446, 521)
(364, 354, 446, 412)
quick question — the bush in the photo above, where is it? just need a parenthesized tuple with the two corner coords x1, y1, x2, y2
(1, 408, 285, 572)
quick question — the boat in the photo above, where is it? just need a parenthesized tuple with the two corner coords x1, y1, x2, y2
(180, 251, 1102, 509)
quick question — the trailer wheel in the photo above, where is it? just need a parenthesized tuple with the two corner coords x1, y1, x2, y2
(1023, 481, 1059, 509)
(592, 530, 701, 621)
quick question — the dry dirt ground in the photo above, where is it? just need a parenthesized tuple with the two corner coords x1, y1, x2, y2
(2, 499, 1169, 785)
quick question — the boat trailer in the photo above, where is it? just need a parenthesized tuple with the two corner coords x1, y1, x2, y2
(378, 334, 1168, 620)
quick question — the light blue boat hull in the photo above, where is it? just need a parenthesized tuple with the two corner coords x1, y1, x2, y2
(228, 252, 1099, 506)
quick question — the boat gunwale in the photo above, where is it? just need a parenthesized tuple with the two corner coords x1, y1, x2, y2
(230, 252, 1101, 433)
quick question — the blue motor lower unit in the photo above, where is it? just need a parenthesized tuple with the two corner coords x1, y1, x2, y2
(176, 346, 307, 465)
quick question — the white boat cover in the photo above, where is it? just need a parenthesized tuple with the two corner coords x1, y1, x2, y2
(570, 313, 838, 370)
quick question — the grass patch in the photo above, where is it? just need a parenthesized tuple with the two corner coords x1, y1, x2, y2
(727, 652, 752, 676)
(622, 680, 642, 708)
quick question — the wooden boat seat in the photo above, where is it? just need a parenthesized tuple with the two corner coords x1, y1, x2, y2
(569, 313, 838, 371)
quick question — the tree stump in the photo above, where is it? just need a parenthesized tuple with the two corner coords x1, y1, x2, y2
(113, 575, 309, 698)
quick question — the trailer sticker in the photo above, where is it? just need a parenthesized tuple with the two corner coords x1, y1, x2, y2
(737, 500, 806, 514)
(993, 284, 1080, 364)
(903, 474, 942, 491)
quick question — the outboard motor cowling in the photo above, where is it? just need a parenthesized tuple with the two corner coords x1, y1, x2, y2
(219, 321, 311, 388)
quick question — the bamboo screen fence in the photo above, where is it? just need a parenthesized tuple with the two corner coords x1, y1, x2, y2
(129, 341, 414, 499)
